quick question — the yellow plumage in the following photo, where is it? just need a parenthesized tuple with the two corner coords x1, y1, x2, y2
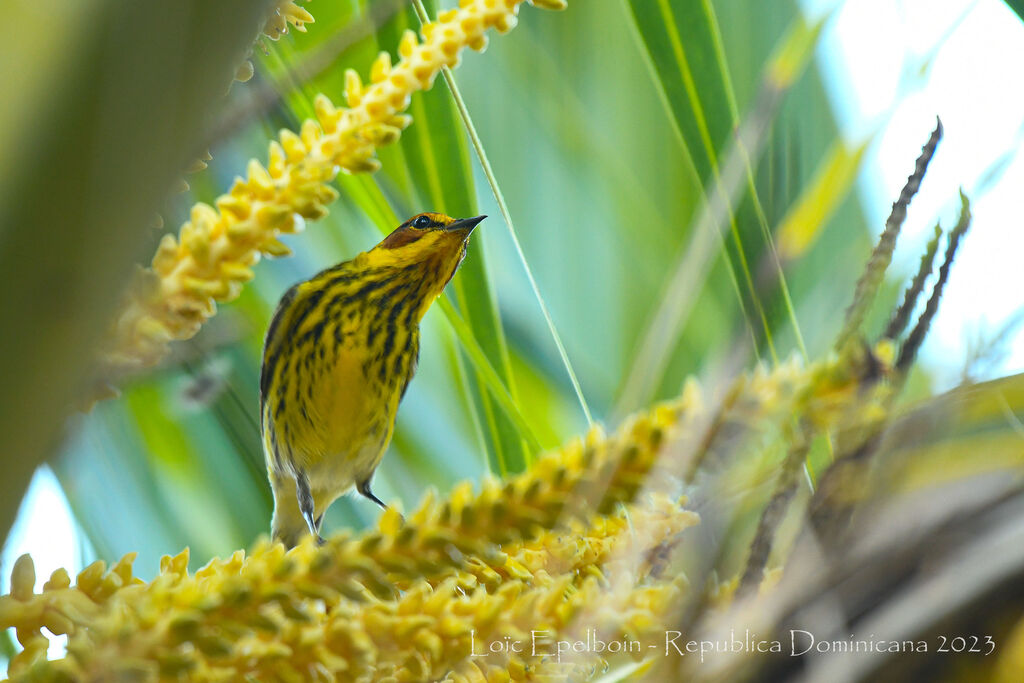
(260, 212, 485, 547)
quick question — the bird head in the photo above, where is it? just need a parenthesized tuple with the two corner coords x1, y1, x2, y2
(370, 212, 485, 298)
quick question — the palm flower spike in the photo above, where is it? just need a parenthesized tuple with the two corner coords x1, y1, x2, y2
(739, 118, 974, 595)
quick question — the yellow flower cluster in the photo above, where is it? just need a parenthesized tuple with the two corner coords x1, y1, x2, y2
(4, 336, 916, 680)
(100, 0, 566, 378)
(1, 394, 696, 681)
(235, 0, 316, 83)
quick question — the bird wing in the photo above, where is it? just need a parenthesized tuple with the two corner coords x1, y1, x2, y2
(260, 283, 300, 410)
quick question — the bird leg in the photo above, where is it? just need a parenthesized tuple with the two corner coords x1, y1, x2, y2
(356, 478, 388, 510)
(357, 478, 406, 525)
(295, 470, 325, 545)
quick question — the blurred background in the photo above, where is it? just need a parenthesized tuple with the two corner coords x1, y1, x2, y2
(2, 0, 1023, 672)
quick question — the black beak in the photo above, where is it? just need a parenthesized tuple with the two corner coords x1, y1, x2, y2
(446, 215, 486, 234)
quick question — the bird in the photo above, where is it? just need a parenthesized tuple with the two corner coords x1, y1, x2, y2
(259, 211, 485, 547)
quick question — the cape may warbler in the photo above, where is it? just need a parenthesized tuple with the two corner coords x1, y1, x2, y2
(260, 212, 485, 547)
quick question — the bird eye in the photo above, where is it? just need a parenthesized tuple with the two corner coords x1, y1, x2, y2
(413, 215, 432, 229)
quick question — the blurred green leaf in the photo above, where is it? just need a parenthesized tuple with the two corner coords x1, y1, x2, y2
(436, 298, 544, 452)
(625, 0, 737, 184)
(0, 0, 276, 543)
(619, 0, 762, 415)
(616, 6, 831, 418)
(777, 137, 871, 260)
(1003, 0, 1024, 24)
(53, 369, 272, 572)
